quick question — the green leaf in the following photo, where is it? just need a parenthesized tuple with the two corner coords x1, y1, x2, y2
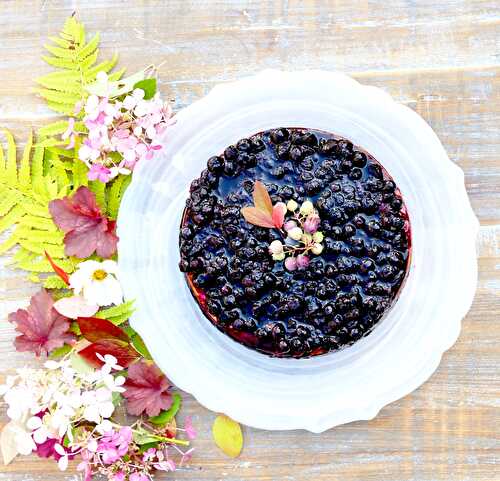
(70, 352, 94, 374)
(137, 441, 160, 454)
(85, 69, 145, 97)
(133, 78, 157, 100)
(132, 428, 161, 446)
(131, 333, 152, 359)
(95, 300, 135, 325)
(49, 344, 73, 359)
(149, 393, 182, 425)
(212, 415, 243, 458)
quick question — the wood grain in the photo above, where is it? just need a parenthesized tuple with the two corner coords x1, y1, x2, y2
(1, 1, 499, 480)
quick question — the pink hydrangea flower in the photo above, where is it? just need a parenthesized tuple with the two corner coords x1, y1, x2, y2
(88, 163, 112, 183)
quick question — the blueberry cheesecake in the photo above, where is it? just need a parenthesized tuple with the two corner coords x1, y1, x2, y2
(179, 128, 411, 358)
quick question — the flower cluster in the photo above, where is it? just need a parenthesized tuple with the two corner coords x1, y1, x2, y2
(0, 354, 125, 467)
(72, 73, 174, 183)
(0, 354, 194, 480)
(268, 200, 324, 271)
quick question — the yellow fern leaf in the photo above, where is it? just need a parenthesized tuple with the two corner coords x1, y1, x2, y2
(45, 149, 69, 187)
(21, 214, 57, 231)
(0, 205, 24, 234)
(108, 174, 131, 219)
(108, 67, 125, 81)
(36, 78, 82, 95)
(84, 53, 118, 81)
(36, 88, 82, 105)
(42, 55, 78, 70)
(32, 144, 45, 186)
(0, 232, 19, 255)
(46, 100, 76, 116)
(89, 180, 106, 210)
(19, 239, 65, 257)
(16, 228, 64, 244)
(77, 32, 99, 60)
(2, 130, 17, 185)
(44, 43, 77, 60)
(0, 190, 20, 216)
(48, 35, 71, 48)
(43, 275, 68, 289)
(73, 158, 89, 188)
(19, 132, 33, 191)
(38, 121, 70, 137)
(81, 51, 98, 70)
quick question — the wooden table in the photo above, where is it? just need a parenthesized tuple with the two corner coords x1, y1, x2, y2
(1, 1, 499, 480)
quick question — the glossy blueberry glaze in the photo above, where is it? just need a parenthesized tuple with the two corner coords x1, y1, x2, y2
(179, 128, 411, 358)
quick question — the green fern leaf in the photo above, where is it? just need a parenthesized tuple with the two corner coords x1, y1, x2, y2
(46, 100, 77, 116)
(89, 180, 106, 210)
(2, 130, 17, 185)
(42, 55, 78, 70)
(0, 205, 25, 234)
(96, 300, 135, 325)
(48, 35, 71, 48)
(41, 17, 118, 115)
(43, 275, 68, 289)
(108, 67, 125, 81)
(107, 174, 131, 219)
(77, 32, 99, 60)
(0, 191, 20, 217)
(38, 121, 70, 137)
(18, 132, 33, 191)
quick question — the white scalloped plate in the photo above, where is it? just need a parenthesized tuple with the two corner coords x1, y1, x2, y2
(117, 70, 479, 432)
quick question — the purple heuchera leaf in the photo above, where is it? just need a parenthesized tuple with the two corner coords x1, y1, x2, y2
(8, 289, 75, 356)
(123, 360, 173, 417)
(49, 186, 118, 259)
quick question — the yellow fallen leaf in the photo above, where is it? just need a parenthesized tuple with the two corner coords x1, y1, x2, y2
(212, 414, 243, 458)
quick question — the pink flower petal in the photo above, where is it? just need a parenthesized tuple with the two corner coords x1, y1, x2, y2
(272, 202, 287, 228)
(53, 296, 98, 319)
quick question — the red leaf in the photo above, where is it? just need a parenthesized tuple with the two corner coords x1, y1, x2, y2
(44, 251, 69, 285)
(272, 202, 287, 229)
(77, 317, 129, 343)
(123, 360, 172, 417)
(8, 289, 75, 356)
(252, 180, 273, 216)
(49, 186, 118, 259)
(78, 339, 139, 368)
(240, 207, 275, 228)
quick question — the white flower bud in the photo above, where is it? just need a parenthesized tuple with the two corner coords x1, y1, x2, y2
(288, 226, 303, 241)
(311, 243, 324, 255)
(268, 240, 284, 255)
(313, 231, 324, 243)
(301, 233, 313, 244)
(286, 199, 298, 212)
(299, 200, 314, 215)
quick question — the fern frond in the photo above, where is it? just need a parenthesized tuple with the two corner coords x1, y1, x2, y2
(43, 275, 68, 289)
(0, 131, 78, 280)
(18, 132, 33, 191)
(107, 174, 131, 219)
(38, 120, 70, 137)
(89, 180, 106, 210)
(41, 17, 118, 114)
(96, 300, 135, 325)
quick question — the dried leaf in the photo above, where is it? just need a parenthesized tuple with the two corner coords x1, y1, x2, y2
(78, 339, 138, 368)
(123, 360, 172, 417)
(8, 289, 75, 356)
(44, 250, 69, 285)
(272, 202, 287, 228)
(252, 180, 273, 216)
(77, 316, 129, 343)
(240, 207, 274, 228)
(212, 414, 243, 458)
(1, 421, 19, 465)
